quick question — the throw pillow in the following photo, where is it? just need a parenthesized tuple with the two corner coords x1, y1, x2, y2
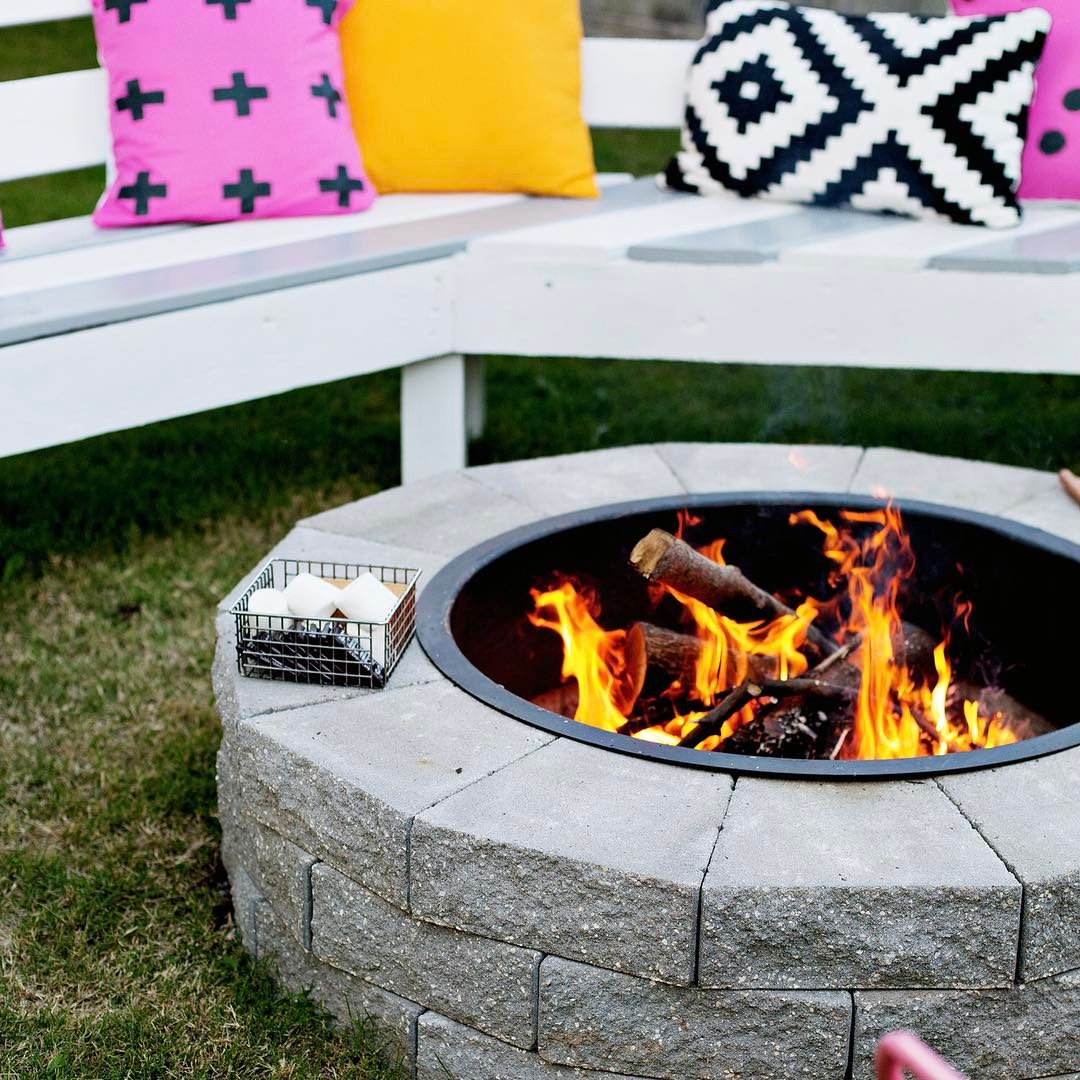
(662, 0, 1050, 227)
(951, 0, 1080, 201)
(340, 0, 598, 198)
(92, 0, 375, 226)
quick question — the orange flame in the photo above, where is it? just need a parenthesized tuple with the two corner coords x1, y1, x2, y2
(528, 507, 1018, 761)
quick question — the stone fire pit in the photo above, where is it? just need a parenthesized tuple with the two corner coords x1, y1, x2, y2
(214, 444, 1080, 1080)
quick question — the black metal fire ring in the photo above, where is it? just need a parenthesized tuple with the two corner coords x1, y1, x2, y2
(417, 491, 1080, 780)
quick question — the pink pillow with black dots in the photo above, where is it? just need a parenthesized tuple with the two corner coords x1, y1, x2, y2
(950, 0, 1079, 200)
(91, 0, 376, 226)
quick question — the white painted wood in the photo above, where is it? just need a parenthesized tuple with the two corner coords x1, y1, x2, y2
(781, 205, 1080, 271)
(0, 69, 109, 182)
(465, 356, 486, 440)
(401, 354, 467, 484)
(0, 0, 91, 28)
(468, 196, 792, 263)
(581, 37, 693, 129)
(454, 256, 1080, 376)
(0, 260, 454, 458)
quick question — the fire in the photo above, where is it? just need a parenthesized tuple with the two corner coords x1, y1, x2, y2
(528, 505, 1019, 761)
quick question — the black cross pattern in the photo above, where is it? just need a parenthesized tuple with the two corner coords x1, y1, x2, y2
(105, 0, 149, 23)
(311, 74, 342, 118)
(319, 165, 366, 207)
(206, 0, 252, 19)
(115, 79, 165, 121)
(213, 72, 269, 117)
(224, 169, 272, 214)
(306, 0, 337, 26)
(118, 172, 167, 216)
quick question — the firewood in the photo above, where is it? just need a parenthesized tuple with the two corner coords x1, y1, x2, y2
(629, 529, 835, 655)
(530, 683, 580, 719)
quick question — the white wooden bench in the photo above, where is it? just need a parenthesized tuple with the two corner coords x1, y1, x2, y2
(3, 3, 1078, 484)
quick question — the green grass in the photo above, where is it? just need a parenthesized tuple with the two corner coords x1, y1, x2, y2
(1, 13, 1079, 1078)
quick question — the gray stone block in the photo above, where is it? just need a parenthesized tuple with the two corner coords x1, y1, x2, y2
(311, 863, 540, 1048)
(852, 969, 1080, 1080)
(223, 861, 262, 956)
(300, 471, 541, 557)
(254, 901, 421, 1070)
(700, 778, 1021, 989)
(468, 445, 685, 517)
(939, 748, 1080, 980)
(221, 807, 315, 948)
(410, 739, 731, 985)
(1003, 487, 1080, 545)
(416, 1012, 649, 1080)
(656, 442, 864, 494)
(848, 448, 1059, 513)
(538, 956, 851, 1080)
(235, 680, 551, 907)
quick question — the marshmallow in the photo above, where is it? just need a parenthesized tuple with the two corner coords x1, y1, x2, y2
(244, 587, 291, 630)
(340, 572, 399, 624)
(283, 573, 343, 620)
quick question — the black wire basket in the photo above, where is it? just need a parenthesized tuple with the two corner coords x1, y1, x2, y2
(231, 558, 420, 688)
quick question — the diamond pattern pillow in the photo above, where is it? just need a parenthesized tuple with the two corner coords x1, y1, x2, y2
(92, 0, 375, 226)
(662, 0, 1050, 228)
(950, 0, 1080, 201)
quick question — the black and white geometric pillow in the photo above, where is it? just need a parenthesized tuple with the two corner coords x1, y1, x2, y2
(661, 0, 1050, 227)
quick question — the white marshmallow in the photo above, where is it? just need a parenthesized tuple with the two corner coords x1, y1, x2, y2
(339, 572, 398, 624)
(283, 573, 343, 620)
(244, 587, 291, 630)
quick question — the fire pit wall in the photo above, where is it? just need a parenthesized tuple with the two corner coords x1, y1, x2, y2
(213, 445, 1080, 1080)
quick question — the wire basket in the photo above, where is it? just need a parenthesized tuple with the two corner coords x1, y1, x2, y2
(230, 558, 421, 689)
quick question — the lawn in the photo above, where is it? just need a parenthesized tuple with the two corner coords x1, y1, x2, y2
(2, 15, 1079, 1080)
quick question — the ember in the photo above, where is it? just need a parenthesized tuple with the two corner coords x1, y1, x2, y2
(528, 505, 1048, 761)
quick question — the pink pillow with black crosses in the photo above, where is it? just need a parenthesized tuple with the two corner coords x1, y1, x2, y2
(950, 0, 1079, 200)
(91, 0, 375, 226)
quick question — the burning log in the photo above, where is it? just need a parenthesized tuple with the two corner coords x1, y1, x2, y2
(676, 676, 856, 748)
(629, 529, 835, 654)
(531, 683, 580, 719)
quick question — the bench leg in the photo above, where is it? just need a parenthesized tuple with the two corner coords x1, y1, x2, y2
(401, 353, 467, 484)
(465, 356, 487, 440)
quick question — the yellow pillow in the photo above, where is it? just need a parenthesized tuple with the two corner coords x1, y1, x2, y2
(341, 0, 598, 198)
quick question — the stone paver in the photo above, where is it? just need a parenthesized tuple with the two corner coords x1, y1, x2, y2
(410, 739, 731, 985)
(700, 778, 1021, 989)
(848, 448, 1060, 513)
(939, 747, 1080, 980)
(416, 1012, 649, 1080)
(469, 445, 685, 517)
(852, 969, 1080, 1080)
(538, 957, 851, 1080)
(1003, 486, 1080, 545)
(255, 901, 422, 1069)
(657, 442, 864, 494)
(311, 864, 540, 1049)
(235, 681, 551, 908)
(300, 471, 541, 557)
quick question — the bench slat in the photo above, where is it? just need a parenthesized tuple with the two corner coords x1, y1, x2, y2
(0, 178, 662, 347)
(581, 38, 691, 129)
(628, 207, 899, 265)
(929, 221, 1080, 274)
(0, 0, 91, 28)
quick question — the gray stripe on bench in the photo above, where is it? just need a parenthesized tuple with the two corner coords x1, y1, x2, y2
(0, 217, 189, 263)
(929, 221, 1080, 274)
(627, 207, 899, 265)
(0, 179, 671, 347)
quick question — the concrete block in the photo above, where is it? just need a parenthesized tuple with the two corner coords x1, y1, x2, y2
(300, 471, 541, 557)
(223, 861, 261, 956)
(469, 445, 685, 516)
(657, 442, 864, 494)
(700, 778, 1021, 989)
(235, 680, 551, 907)
(939, 747, 1080, 980)
(416, 1012, 649, 1080)
(852, 969, 1080, 1080)
(410, 738, 731, 984)
(311, 864, 540, 1049)
(254, 901, 421, 1070)
(1003, 487, 1080, 545)
(848, 448, 1059, 513)
(539, 956, 852, 1080)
